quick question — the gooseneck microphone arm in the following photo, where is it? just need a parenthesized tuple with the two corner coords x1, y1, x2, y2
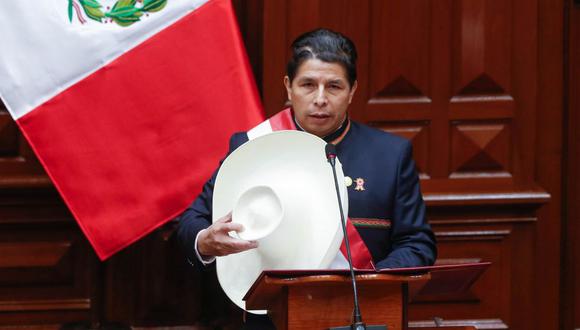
(325, 143, 365, 329)
(325, 144, 388, 330)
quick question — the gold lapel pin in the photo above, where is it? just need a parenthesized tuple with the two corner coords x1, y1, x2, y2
(345, 176, 353, 187)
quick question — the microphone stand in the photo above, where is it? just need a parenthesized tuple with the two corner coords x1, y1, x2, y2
(326, 144, 387, 330)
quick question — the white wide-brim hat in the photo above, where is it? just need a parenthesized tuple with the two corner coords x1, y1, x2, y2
(213, 130, 348, 313)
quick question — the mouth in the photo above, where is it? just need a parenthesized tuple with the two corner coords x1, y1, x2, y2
(308, 112, 332, 120)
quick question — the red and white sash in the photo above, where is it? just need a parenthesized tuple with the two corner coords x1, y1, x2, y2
(247, 108, 375, 270)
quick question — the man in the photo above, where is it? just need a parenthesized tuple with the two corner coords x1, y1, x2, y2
(177, 28, 436, 328)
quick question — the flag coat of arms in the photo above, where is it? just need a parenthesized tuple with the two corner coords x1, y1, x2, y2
(0, 0, 264, 260)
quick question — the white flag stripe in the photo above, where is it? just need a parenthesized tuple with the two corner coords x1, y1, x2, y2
(0, 0, 208, 119)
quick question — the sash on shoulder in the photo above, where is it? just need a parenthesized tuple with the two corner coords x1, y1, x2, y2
(246, 108, 375, 270)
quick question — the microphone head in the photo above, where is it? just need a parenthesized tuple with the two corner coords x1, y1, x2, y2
(325, 143, 337, 159)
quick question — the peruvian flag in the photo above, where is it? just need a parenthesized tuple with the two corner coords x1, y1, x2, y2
(0, 0, 264, 260)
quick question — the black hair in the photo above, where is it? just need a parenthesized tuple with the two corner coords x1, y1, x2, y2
(287, 28, 358, 87)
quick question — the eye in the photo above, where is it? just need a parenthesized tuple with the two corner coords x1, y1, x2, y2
(301, 82, 314, 88)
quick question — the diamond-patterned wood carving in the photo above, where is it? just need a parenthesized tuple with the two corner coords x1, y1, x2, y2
(376, 75, 424, 97)
(452, 0, 511, 96)
(368, 0, 430, 101)
(451, 122, 510, 175)
(459, 73, 505, 95)
(374, 122, 429, 177)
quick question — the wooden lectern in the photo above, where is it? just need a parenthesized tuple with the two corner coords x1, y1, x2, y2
(243, 264, 488, 330)
(244, 272, 426, 330)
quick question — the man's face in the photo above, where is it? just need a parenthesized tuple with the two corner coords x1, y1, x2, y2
(284, 59, 357, 138)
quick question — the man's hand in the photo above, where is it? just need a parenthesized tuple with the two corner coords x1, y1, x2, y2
(197, 213, 258, 257)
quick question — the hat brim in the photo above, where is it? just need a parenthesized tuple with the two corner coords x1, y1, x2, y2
(213, 130, 348, 313)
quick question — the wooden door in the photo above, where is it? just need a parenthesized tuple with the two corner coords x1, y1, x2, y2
(263, 0, 537, 190)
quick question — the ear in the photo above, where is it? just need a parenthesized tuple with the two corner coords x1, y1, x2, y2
(284, 76, 292, 101)
(348, 80, 358, 104)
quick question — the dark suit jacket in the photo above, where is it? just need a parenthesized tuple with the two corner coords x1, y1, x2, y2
(176, 120, 436, 270)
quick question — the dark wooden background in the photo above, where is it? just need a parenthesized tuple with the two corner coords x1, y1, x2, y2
(0, 0, 577, 329)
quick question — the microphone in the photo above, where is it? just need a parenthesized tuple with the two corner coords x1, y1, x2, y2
(325, 143, 337, 165)
(325, 144, 387, 330)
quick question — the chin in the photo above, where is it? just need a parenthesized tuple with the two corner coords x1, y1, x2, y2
(303, 120, 336, 137)
(309, 127, 333, 138)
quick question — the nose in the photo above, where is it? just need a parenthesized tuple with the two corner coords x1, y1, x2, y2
(313, 85, 328, 107)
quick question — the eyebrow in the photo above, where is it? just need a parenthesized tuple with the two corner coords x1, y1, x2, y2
(296, 76, 346, 84)
(327, 79, 346, 85)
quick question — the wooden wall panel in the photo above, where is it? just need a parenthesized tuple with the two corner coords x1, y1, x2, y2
(572, 2, 580, 326)
(564, 0, 580, 329)
(535, 0, 564, 329)
(0, 190, 96, 325)
(377, 122, 430, 177)
(262, 0, 535, 190)
(449, 121, 511, 177)
(102, 221, 243, 328)
(0, 106, 49, 187)
(411, 225, 515, 323)
(411, 201, 543, 330)
(451, 0, 512, 96)
(368, 1, 431, 102)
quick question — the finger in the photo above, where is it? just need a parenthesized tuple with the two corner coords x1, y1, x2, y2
(222, 222, 245, 233)
(215, 212, 233, 223)
(227, 239, 259, 253)
(211, 238, 259, 256)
